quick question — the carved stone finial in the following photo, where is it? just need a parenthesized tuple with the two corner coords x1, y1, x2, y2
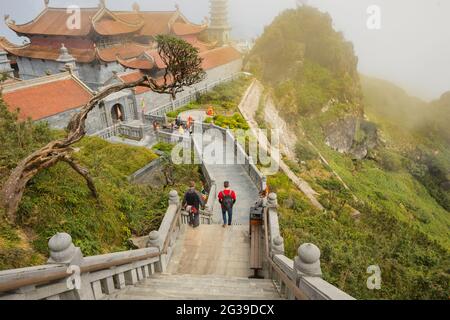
(267, 193, 278, 208)
(60, 43, 68, 55)
(169, 190, 180, 206)
(4, 14, 10, 22)
(294, 243, 322, 277)
(147, 230, 161, 248)
(48, 233, 83, 265)
(272, 236, 285, 254)
(175, 4, 180, 11)
(44, 0, 50, 8)
(99, 0, 106, 8)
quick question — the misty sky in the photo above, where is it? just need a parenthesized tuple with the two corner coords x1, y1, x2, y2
(1, 0, 449, 100)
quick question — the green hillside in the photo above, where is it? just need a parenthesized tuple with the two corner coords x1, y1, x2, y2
(247, 6, 450, 299)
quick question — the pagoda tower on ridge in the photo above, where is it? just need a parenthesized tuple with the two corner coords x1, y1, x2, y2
(208, 0, 231, 46)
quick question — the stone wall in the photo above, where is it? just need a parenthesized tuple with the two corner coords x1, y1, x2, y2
(17, 58, 126, 91)
(17, 57, 61, 80)
(39, 89, 137, 135)
(78, 61, 126, 90)
(27, 58, 242, 136)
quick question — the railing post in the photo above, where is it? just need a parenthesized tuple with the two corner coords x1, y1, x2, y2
(147, 230, 163, 273)
(272, 236, 285, 255)
(294, 243, 323, 281)
(267, 193, 278, 208)
(47, 233, 94, 300)
(169, 189, 180, 206)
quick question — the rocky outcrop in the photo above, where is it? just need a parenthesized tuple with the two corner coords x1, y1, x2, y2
(324, 116, 378, 160)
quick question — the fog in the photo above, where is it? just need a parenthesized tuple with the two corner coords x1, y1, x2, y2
(1, 0, 449, 100)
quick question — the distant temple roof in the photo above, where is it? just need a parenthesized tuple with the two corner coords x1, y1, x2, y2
(1, 71, 93, 121)
(115, 46, 242, 94)
(6, 6, 207, 38)
(2, 5, 209, 65)
(200, 46, 242, 70)
(117, 70, 152, 95)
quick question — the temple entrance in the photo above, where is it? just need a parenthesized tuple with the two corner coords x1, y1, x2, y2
(111, 104, 125, 123)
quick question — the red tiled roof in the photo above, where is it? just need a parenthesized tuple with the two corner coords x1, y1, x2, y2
(4, 43, 96, 63)
(2, 73, 93, 121)
(8, 8, 99, 37)
(96, 43, 151, 62)
(116, 11, 177, 36)
(200, 46, 242, 70)
(92, 9, 144, 36)
(93, 18, 143, 36)
(7, 8, 183, 38)
(145, 50, 166, 69)
(118, 70, 150, 95)
(0, 37, 15, 51)
(184, 36, 216, 53)
(172, 22, 207, 36)
(117, 56, 154, 70)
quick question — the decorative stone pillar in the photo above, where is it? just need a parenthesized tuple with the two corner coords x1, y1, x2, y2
(47, 233, 94, 300)
(267, 193, 278, 208)
(294, 243, 322, 278)
(272, 236, 285, 255)
(169, 190, 180, 206)
(47, 233, 83, 265)
(147, 230, 161, 249)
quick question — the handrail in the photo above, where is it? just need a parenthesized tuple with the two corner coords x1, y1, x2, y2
(161, 206, 182, 254)
(0, 249, 161, 294)
(0, 267, 69, 294)
(263, 208, 308, 300)
(81, 252, 160, 274)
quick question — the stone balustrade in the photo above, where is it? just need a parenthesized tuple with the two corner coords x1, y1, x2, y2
(264, 193, 355, 300)
(0, 235, 161, 300)
(0, 190, 184, 301)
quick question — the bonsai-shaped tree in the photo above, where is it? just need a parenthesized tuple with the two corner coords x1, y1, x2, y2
(1, 35, 206, 221)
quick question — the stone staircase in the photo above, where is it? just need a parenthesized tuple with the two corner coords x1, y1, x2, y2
(109, 274, 282, 300)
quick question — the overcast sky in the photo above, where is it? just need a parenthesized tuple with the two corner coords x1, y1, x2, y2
(1, 0, 449, 101)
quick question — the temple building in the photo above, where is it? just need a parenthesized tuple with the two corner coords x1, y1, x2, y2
(0, 1, 214, 89)
(0, 0, 242, 135)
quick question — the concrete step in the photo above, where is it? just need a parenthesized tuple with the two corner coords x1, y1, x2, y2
(109, 274, 282, 300)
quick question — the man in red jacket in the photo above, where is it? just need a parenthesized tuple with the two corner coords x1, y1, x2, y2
(218, 181, 237, 228)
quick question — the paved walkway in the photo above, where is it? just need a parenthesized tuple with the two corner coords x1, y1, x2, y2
(178, 110, 208, 122)
(167, 224, 251, 277)
(195, 131, 259, 225)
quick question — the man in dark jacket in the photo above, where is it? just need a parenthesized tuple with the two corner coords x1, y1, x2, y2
(182, 181, 205, 228)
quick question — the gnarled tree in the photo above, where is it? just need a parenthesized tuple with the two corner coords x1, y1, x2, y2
(1, 35, 206, 222)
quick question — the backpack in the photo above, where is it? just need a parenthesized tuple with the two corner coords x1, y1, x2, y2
(185, 190, 201, 211)
(222, 191, 234, 210)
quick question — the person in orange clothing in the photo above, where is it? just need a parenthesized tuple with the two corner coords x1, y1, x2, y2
(187, 115, 193, 129)
(207, 106, 214, 117)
